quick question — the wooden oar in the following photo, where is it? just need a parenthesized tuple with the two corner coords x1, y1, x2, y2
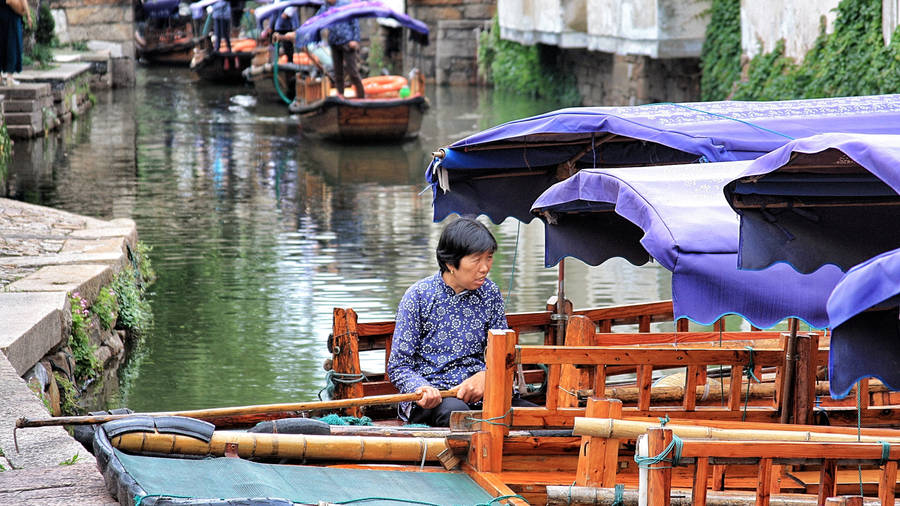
(16, 388, 460, 429)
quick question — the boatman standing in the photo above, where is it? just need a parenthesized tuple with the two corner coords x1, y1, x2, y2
(274, 0, 365, 98)
(387, 218, 535, 426)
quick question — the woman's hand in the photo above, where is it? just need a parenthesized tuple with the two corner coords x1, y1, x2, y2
(415, 385, 442, 409)
(347, 40, 359, 50)
(456, 371, 485, 404)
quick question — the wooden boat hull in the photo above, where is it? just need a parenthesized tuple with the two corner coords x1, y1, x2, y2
(245, 62, 299, 103)
(291, 95, 428, 142)
(190, 48, 255, 84)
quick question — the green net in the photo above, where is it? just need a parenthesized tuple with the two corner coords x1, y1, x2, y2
(117, 449, 494, 506)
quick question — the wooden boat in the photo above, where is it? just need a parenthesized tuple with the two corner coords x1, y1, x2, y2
(289, 70, 429, 141)
(288, 0, 431, 141)
(244, 48, 318, 103)
(189, 38, 258, 83)
(244, 0, 325, 103)
(186, 0, 256, 82)
(135, 0, 195, 64)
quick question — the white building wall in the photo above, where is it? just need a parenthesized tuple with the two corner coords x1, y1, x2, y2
(499, 0, 708, 58)
(741, 0, 840, 60)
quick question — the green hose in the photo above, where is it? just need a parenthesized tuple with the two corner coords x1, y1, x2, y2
(272, 41, 292, 105)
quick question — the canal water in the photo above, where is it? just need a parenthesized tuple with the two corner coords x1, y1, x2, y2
(6, 66, 671, 412)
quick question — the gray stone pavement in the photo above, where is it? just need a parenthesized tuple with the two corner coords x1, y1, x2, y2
(1, 198, 129, 504)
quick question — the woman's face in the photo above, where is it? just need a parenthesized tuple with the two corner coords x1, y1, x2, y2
(445, 250, 494, 293)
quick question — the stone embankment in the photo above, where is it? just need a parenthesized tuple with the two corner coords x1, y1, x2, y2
(0, 197, 126, 504)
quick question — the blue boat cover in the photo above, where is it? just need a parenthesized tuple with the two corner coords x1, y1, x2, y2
(427, 94, 900, 224)
(295, 0, 429, 45)
(530, 162, 843, 328)
(827, 248, 900, 398)
(723, 133, 900, 274)
(143, 0, 181, 19)
(255, 0, 322, 30)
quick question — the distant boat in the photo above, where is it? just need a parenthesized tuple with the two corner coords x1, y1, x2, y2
(243, 0, 325, 103)
(288, 0, 430, 142)
(134, 0, 195, 64)
(188, 0, 257, 82)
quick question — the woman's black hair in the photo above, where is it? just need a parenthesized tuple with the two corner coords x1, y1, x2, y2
(436, 217, 497, 273)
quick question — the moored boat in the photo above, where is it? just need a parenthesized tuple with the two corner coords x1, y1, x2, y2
(188, 0, 257, 82)
(288, 0, 431, 141)
(135, 0, 195, 64)
(244, 0, 325, 103)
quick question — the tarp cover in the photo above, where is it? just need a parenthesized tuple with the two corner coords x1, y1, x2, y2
(530, 162, 843, 328)
(115, 448, 495, 505)
(427, 94, 900, 223)
(723, 133, 900, 273)
(255, 0, 322, 29)
(295, 0, 429, 45)
(827, 248, 900, 398)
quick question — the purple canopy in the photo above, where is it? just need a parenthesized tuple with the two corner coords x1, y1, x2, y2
(530, 162, 843, 328)
(428, 94, 900, 224)
(255, 0, 322, 30)
(826, 248, 900, 398)
(723, 133, 900, 274)
(144, 0, 181, 19)
(295, 0, 429, 46)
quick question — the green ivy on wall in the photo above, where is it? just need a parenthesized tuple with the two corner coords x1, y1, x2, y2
(477, 16, 580, 104)
(699, 0, 741, 101)
(702, 0, 900, 100)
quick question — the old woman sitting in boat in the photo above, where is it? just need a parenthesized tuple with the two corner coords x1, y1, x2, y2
(387, 218, 534, 426)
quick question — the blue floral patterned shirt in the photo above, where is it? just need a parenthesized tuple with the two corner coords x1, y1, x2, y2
(388, 273, 508, 417)
(315, 0, 360, 46)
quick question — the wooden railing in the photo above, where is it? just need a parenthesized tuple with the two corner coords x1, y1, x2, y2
(327, 300, 770, 411)
(458, 330, 900, 505)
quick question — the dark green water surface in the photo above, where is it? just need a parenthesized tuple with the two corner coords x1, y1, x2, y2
(7, 67, 670, 412)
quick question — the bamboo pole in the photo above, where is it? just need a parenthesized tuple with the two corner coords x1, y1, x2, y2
(110, 431, 449, 462)
(573, 418, 900, 443)
(16, 388, 459, 429)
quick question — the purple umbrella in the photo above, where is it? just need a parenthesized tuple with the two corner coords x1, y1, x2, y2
(295, 0, 429, 46)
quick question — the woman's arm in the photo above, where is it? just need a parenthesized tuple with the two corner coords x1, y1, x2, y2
(387, 287, 431, 397)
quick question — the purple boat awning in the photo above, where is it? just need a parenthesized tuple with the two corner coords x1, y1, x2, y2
(530, 163, 843, 328)
(724, 133, 900, 274)
(255, 0, 322, 30)
(827, 248, 900, 398)
(144, 0, 181, 18)
(296, 0, 429, 46)
(428, 94, 900, 224)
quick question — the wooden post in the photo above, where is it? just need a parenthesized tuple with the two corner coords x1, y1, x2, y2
(817, 459, 838, 506)
(712, 464, 726, 491)
(825, 498, 863, 506)
(780, 319, 799, 424)
(878, 460, 898, 505)
(637, 365, 653, 411)
(558, 316, 595, 408)
(647, 427, 673, 506)
(692, 456, 709, 505)
(473, 329, 516, 473)
(332, 308, 364, 417)
(683, 365, 699, 411)
(793, 333, 818, 425)
(575, 398, 622, 487)
(756, 457, 772, 506)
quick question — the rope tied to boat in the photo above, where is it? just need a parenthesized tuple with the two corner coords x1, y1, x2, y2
(742, 346, 760, 422)
(634, 434, 683, 469)
(465, 407, 513, 428)
(318, 370, 366, 400)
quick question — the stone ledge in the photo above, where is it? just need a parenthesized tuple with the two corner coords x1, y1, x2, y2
(0, 356, 97, 470)
(0, 292, 69, 376)
(5, 263, 117, 303)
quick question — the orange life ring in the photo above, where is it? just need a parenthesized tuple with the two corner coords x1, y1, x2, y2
(219, 38, 257, 53)
(361, 75, 408, 97)
(278, 52, 313, 65)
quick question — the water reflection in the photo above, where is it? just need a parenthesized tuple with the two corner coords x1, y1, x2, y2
(6, 66, 671, 412)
